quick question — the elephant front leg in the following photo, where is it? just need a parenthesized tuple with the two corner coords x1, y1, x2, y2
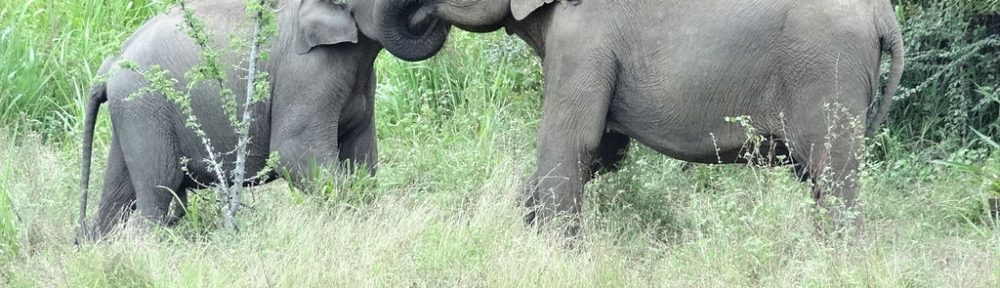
(525, 141, 596, 236)
(338, 121, 378, 176)
(271, 127, 342, 192)
(524, 52, 616, 235)
(792, 135, 865, 238)
(90, 136, 137, 241)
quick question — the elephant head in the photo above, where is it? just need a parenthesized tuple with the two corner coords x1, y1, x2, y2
(374, 0, 554, 57)
(301, 0, 451, 61)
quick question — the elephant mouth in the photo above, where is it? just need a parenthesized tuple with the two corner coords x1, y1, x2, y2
(408, 4, 441, 36)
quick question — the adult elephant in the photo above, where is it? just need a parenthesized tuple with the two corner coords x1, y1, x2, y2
(77, 0, 449, 242)
(380, 0, 905, 234)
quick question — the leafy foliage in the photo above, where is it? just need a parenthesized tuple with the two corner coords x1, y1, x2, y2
(886, 1, 1000, 148)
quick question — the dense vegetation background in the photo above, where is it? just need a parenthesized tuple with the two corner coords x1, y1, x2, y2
(1, 0, 999, 286)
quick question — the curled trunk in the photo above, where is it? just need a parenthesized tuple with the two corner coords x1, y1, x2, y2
(373, 0, 451, 61)
(375, 0, 512, 60)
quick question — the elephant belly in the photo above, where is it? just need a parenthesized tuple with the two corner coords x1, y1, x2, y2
(601, 0, 880, 165)
(607, 95, 763, 164)
(606, 62, 783, 164)
(601, 2, 806, 164)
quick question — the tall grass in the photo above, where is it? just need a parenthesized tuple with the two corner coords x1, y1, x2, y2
(0, 0, 158, 138)
(0, 131, 20, 269)
(3, 125, 999, 286)
(371, 32, 543, 203)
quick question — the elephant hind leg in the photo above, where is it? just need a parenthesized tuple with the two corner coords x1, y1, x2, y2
(164, 180, 192, 226)
(92, 137, 137, 240)
(125, 159, 184, 229)
(590, 131, 631, 177)
(790, 135, 864, 238)
(116, 120, 186, 230)
(792, 162, 810, 182)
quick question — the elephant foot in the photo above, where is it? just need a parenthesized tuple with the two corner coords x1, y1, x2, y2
(522, 198, 582, 238)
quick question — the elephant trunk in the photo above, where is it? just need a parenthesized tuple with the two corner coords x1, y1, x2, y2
(373, 0, 451, 61)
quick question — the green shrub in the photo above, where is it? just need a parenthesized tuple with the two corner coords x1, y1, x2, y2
(885, 1, 1000, 150)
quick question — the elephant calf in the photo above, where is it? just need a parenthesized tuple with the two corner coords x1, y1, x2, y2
(77, 0, 449, 241)
(398, 0, 905, 235)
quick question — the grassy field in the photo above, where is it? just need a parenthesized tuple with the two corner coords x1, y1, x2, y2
(3, 0, 1000, 287)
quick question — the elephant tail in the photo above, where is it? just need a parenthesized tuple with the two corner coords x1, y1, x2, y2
(867, 2, 906, 138)
(76, 81, 108, 245)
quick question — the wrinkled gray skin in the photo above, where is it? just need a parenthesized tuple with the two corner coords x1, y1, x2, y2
(390, 0, 905, 235)
(77, 0, 449, 242)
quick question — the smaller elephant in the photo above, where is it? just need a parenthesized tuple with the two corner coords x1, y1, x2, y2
(76, 0, 449, 242)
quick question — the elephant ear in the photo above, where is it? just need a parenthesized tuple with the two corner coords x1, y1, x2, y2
(295, 0, 358, 55)
(511, 0, 557, 21)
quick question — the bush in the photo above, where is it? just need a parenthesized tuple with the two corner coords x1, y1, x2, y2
(885, 1, 1000, 149)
